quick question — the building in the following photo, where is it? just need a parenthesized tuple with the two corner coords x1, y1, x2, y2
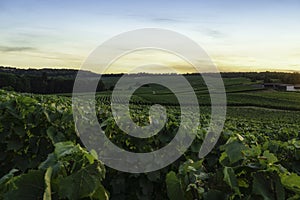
(287, 84, 300, 92)
(263, 83, 300, 92)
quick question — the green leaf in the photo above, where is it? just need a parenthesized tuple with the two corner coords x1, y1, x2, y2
(0, 169, 18, 185)
(263, 150, 278, 165)
(237, 178, 249, 188)
(46, 127, 66, 144)
(139, 176, 153, 196)
(274, 173, 285, 200)
(221, 140, 245, 164)
(54, 141, 78, 158)
(252, 173, 273, 200)
(146, 171, 161, 182)
(58, 162, 108, 200)
(90, 149, 99, 160)
(203, 190, 226, 200)
(287, 194, 300, 200)
(166, 171, 185, 200)
(295, 150, 300, 160)
(223, 167, 240, 195)
(243, 145, 262, 158)
(280, 173, 300, 194)
(6, 139, 23, 151)
(191, 140, 202, 153)
(0, 169, 19, 195)
(3, 170, 45, 200)
(91, 183, 109, 200)
(39, 153, 58, 170)
(12, 126, 26, 137)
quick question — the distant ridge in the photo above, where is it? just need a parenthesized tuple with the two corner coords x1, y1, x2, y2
(0, 66, 99, 78)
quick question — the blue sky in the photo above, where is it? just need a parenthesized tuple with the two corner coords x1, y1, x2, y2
(0, 0, 300, 72)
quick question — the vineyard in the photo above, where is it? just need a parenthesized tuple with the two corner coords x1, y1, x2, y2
(1, 89, 300, 199)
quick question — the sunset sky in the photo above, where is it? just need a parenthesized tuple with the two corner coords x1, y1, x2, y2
(0, 0, 300, 73)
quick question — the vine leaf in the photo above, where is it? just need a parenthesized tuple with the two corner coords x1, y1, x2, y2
(3, 170, 45, 200)
(223, 167, 240, 196)
(166, 171, 185, 200)
(58, 163, 109, 200)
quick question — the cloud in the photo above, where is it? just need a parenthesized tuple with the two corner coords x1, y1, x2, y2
(203, 29, 226, 38)
(125, 13, 184, 24)
(33, 52, 84, 62)
(151, 17, 182, 23)
(0, 46, 36, 52)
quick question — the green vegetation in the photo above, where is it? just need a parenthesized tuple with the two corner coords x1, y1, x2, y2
(1, 67, 300, 200)
(1, 88, 300, 199)
(95, 76, 300, 112)
(0, 67, 105, 94)
(1, 66, 300, 95)
(227, 91, 300, 110)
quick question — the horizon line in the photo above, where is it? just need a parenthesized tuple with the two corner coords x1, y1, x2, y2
(0, 65, 299, 75)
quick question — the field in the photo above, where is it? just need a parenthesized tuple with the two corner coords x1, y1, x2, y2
(1, 76, 300, 200)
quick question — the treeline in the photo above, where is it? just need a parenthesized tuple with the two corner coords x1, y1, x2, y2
(0, 66, 98, 78)
(1, 66, 300, 94)
(101, 71, 300, 85)
(221, 72, 300, 84)
(0, 67, 105, 94)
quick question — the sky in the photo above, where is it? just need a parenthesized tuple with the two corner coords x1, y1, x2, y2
(0, 0, 300, 73)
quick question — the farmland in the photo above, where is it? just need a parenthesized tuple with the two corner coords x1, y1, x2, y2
(1, 75, 300, 199)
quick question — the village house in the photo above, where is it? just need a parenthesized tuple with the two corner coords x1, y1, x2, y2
(263, 83, 300, 92)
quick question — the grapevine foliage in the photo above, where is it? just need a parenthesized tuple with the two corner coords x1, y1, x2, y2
(1, 90, 300, 199)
